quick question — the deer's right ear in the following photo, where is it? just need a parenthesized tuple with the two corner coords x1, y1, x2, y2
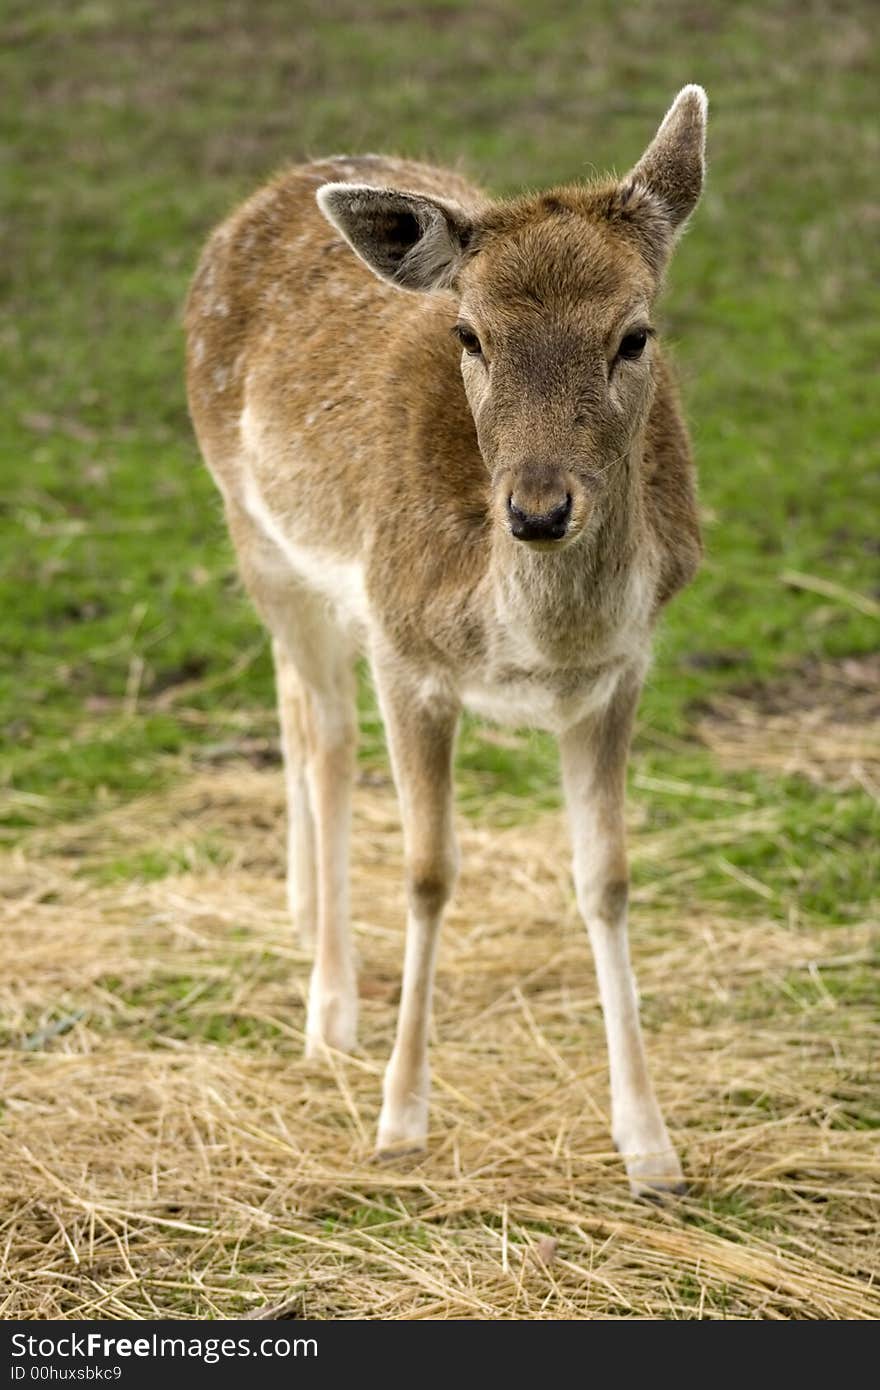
(316, 183, 473, 292)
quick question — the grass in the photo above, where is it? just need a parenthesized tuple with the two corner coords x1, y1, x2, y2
(1, 0, 878, 1319)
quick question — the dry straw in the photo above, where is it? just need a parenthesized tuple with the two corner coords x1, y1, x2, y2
(698, 654, 880, 794)
(1, 730, 878, 1318)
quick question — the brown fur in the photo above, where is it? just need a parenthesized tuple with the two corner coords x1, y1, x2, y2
(184, 89, 709, 1193)
(185, 158, 700, 673)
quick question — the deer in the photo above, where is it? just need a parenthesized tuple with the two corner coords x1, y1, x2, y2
(184, 86, 707, 1196)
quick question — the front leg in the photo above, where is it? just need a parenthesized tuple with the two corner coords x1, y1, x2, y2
(560, 677, 684, 1197)
(373, 668, 459, 1154)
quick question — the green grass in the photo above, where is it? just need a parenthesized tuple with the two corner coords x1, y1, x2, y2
(2, 1, 877, 899)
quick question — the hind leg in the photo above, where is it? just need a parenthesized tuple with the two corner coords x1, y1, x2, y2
(270, 623, 358, 1057)
(274, 640, 317, 950)
(298, 653, 359, 1057)
(228, 504, 358, 1055)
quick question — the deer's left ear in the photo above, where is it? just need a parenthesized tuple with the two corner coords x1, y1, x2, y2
(614, 85, 708, 272)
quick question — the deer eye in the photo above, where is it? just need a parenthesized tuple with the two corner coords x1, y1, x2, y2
(453, 323, 482, 356)
(617, 328, 649, 361)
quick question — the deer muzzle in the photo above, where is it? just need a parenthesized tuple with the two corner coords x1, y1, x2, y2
(502, 460, 584, 545)
(506, 491, 572, 542)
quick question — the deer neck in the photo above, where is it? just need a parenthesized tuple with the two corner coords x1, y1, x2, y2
(489, 449, 653, 667)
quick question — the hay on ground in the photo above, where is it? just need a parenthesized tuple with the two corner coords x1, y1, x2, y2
(1, 767, 878, 1319)
(698, 655, 880, 793)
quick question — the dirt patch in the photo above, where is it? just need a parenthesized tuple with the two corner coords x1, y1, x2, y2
(1, 768, 877, 1318)
(697, 655, 880, 792)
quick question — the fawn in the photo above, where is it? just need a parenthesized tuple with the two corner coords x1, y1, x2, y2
(185, 86, 707, 1194)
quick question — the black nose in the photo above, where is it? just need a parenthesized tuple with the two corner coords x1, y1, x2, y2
(507, 493, 572, 542)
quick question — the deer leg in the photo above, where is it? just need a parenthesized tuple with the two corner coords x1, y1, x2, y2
(295, 656, 358, 1059)
(273, 640, 317, 951)
(269, 636, 355, 1056)
(226, 500, 357, 1055)
(560, 681, 684, 1197)
(374, 674, 459, 1154)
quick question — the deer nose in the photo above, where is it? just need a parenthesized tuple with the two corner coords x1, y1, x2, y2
(507, 492, 572, 542)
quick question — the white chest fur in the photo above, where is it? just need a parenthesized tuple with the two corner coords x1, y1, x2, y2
(458, 564, 653, 734)
(460, 665, 625, 734)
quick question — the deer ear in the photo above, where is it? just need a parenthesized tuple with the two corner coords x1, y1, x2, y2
(615, 85, 708, 272)
(317, 183, 472, 292)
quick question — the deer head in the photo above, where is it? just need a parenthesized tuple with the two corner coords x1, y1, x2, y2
(318, 85, 707, 550)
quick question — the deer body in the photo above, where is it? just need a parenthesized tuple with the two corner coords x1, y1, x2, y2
(186, 90, 707, 1194)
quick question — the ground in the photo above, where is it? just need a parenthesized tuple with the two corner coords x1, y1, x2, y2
(1, 0, 878, 1319)
(3, 752, 878, 1318)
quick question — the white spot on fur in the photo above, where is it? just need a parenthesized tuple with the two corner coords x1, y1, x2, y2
(239, 402, 259, 453)
(247, 187, 277, 215)
(417, 672, 452, 705)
